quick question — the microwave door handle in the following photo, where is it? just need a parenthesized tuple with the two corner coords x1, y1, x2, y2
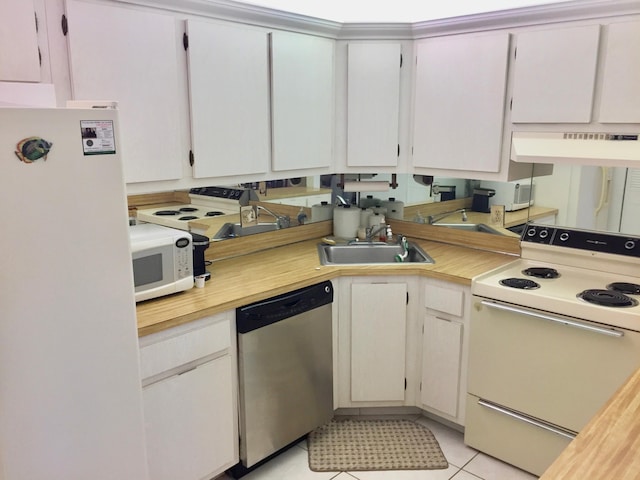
(480, 300, 624, 338)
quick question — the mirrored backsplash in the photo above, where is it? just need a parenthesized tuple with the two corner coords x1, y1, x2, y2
(223, 166, 640, 238)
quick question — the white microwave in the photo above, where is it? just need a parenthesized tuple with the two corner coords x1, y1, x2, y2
(129, 223, 194, 302)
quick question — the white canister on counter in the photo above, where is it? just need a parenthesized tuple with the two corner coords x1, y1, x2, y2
(359, 207, 373, 228)
(359, 195, 379, 209)
(333, 204, 361, 239)
(311, 201, 334, 222)
(382, 197, 404, 220)
(368, 212, 385, 228)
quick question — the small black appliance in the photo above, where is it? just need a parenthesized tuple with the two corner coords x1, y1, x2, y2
(471, 188, 496, 213)
(191, 233, 211, 280)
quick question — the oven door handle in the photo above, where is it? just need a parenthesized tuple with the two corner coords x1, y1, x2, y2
(480, 300, 624, 338)
(477, 399, 577, 440)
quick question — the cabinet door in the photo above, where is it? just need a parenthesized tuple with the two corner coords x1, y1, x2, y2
(421, 314, 462, 417)
(271, 31, 334, 172)
(599, 20, 640, 123)
(186, 20, 270, 178)
(143, 356, 236, 480)
(65, 0, 184, 183)
(347, 43, 401, 167)
(413, 32, 509, 173)
(0, 0, 40, 81)
(351, 282, 407, 402)
(511, 24, 600, 123)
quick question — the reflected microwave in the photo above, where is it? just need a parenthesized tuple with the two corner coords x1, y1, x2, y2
(129, 223, 193, 302)
(481, 180, 535, 212)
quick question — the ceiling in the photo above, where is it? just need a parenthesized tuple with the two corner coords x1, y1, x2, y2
(234, 0, 576, 23)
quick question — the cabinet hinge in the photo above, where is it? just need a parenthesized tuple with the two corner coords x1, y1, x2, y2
(397, 144, 400, 157)
(510, 98, 513, 111)
(514, 47, 517, 59)
(38, 47, 42, 66)
(400, 53, 403, 68)
(183, 32, 189, 51)
(420, 381, 422, 391)
(189, 150, 194, 166)
(404, 378, 407, 390)
(406, 292, 409, 304)
(34, 12, 39, 32)
(61, 14, 68, 36)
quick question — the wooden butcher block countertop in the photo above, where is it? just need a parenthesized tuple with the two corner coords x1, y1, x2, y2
(135, 236, 517, 337)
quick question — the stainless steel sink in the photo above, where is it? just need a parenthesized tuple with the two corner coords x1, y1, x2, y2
(317, 241, 434, 265)
(435, 223, 504, 235)
(213, 222, 279, 239)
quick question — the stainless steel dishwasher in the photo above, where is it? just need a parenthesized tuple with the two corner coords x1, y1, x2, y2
(230, 281, 334, 477)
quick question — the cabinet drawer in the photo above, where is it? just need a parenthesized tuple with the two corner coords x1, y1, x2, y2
(465, 394, 573, 476)
(139, 317, 231, 380)
(424, 284, 464, 317)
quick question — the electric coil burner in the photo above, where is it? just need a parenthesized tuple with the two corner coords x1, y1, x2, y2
(523, 267, 560, 279)
(154, 210, 182, 216)
(607, 282, 640, 295)
(499, 278, 540, 289)
(577, 289, 638, 307)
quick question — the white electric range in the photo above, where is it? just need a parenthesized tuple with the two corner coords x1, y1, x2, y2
(136, 186, 252, 231)
(466, 223, 640, 476)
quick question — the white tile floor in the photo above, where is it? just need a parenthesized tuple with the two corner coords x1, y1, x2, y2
(218, 415, 538, 480)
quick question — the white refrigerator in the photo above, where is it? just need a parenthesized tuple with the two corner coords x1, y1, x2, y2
(0, 107, 149, 479)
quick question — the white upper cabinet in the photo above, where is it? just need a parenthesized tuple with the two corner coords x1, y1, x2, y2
(270, 31, 334, 172)
(413, 32, 510, 174)
(346, 43, 401, 168)
(65, 0, 184, 184)
(510, 24, 600, 123)
(186, 20, 270, 178)
(0, 0, 40, 82)
(599, 20, 640, 124)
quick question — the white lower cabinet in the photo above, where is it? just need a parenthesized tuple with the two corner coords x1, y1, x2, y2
(139, 312, 238, 480)
(336, 276, 420, 408)
(419, 278, 471, 426)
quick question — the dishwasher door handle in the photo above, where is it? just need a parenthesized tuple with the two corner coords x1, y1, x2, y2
(480, 300, 624, 338)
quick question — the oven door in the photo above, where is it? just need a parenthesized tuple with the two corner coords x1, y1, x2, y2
(467, 296, 640, 432)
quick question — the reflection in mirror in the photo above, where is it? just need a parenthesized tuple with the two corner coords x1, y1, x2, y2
(257, 173, 544, 237)
(533, 165, 640, 235)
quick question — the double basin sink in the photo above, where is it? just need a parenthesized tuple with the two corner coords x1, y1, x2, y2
(317, 241, 434, 265)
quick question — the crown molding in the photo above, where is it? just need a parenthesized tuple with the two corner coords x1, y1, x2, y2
(411, 0, 640, 38)
(114, 0, 640, 39)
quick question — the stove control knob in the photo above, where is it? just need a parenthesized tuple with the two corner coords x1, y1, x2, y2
(539, 229, 549, 239)
(526, 227, 536, 237)
(625, 240, 636, 250)
(559, 232, 570, 242)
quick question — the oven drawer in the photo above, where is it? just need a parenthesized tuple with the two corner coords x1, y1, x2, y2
(465, 393, 573, 476)
(468, 297, 640, 432)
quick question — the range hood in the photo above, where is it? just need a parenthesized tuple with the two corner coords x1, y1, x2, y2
(511, 131, 640, 168)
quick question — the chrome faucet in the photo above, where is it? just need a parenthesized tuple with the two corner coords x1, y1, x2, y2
(255, 205, 290, 229)
(365, 224, 390, 242)
(427, 208, 468, 225)
(335, 195, 349, 206)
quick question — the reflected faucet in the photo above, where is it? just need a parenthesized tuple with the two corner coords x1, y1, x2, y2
(255, 205, 290, 229)
(335, 195, 349, 206)
(427, 208, 468, 225)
